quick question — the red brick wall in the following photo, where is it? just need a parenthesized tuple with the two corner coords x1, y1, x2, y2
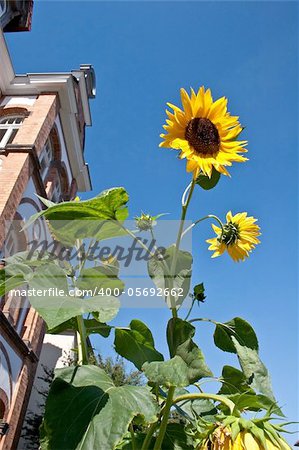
(0, 93, 59, 450)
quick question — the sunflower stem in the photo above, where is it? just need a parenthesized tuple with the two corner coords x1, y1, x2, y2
(153, 386, 176, 450)
(169, 177, 196, 318)
(172, 393, 235, 414)
(181, 214, 224, 239)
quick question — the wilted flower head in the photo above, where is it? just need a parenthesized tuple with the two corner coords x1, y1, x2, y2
(199, 419, 291, 450)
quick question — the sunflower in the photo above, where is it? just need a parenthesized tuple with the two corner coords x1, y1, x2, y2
(199, 426, 291, 450)
(206, 211, 261, 262)
(160, 87, 248, 177)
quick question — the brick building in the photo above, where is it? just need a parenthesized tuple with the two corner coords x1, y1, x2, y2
(0, 6, 95, 449)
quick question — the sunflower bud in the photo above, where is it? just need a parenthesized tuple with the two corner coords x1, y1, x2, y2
(135, 213, 155, 232)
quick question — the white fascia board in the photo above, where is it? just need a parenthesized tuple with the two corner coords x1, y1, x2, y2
(0, 29, 15, 94)
(72, 70, 92, 126)
(59, 108, 92, 192)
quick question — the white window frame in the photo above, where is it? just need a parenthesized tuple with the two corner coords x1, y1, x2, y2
(0, 117, 23, 149)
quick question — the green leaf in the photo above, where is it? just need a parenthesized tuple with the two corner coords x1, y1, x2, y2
(219, 365, 254, 395)
(143, 319, 212, 387)
(26, 264, 120, 329)
(232, 337, 275, 401)
(195, 167, 221, 190)
(24, 188, 129, 244)
(162, 423, 194, 449)
(77, 265, 125, 295)
(0, 266, 28, 297)
(177, 396, 217, 423)
(225, 393, 284, 417)
(114, 320, 164, 370)
(147, 245, 192, 307)
(143, 355, 193, 387)
(166, 318, 212, 383)
(47, 318, 112, 338)
(214, 318, 274, 400)
(214, 317, 259, 353)
(40, 365, 158, 450)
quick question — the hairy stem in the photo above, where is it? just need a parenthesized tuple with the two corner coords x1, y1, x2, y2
(181, 214, 224, 239)
(141, 422, 159, 450)
(153, 386, 176, 450)
(173, 393, 235, 414)
(130, 423, 137, 450)
(169, 177, 196, 318)
(76, 315, 89, 364)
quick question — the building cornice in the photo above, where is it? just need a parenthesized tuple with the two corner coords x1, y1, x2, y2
(0, 29, 94, 192)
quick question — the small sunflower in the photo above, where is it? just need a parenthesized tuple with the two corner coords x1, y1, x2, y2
(160, 87, 248, 178)
(206, 211, 261, 262)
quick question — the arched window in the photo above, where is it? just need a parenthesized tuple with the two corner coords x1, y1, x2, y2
(0, 0, 6, 18)
(0, 117, 23, 149)
(39, 138, 54, 181)
(51, 176, 62, 202)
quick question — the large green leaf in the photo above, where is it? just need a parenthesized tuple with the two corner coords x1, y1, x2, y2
(77, 265, 125, 295)
(114, 320, 164, 370)
(214, 318, 274, 400)
(143, 355, 194, 387)
(147, 245, 192, 307)
(232, 337, 275, 401)
(143, 319, 212, 387)
(47, 318, 112, 338)
(214, 317, 259, 353)
(26, 264, 120, 329)
(40, 365, 158, 450)
(24, 187, 129, 244)
(195, 167, 221, 190)
(166, 318, 212, 382)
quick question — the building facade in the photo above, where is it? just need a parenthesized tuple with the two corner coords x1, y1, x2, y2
(0, 9, 95, 449)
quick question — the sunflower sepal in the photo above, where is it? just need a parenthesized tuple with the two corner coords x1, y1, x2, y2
(230, 420, 241, 442)
(195, 167, 221, 190)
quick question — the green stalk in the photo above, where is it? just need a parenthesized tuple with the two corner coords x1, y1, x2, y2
(153, 386, 176, 450)
(169, 177, 196, 318)
(76, 315, 89, 365)
(181, 214, 224, 239)
(129, 423, 137, 450)
(172, 392, 236, 414)
(75, 239, 92, 365)
(141, 422, 158, 450)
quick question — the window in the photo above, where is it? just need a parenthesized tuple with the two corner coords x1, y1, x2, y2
(0, 0, 6, 18)
(39, 139, 54, 180)
(51, 177, 62, 203)
(0, 117, 23, 149)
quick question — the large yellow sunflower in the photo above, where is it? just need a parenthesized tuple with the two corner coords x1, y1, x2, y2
(160, 87, 248, 177)
(206, 211, 261, 262)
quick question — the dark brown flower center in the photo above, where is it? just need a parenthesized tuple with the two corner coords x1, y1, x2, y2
(185, 117, 220, 155)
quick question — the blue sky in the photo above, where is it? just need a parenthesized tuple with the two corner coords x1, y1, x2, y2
(7, 0, 298, 442)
